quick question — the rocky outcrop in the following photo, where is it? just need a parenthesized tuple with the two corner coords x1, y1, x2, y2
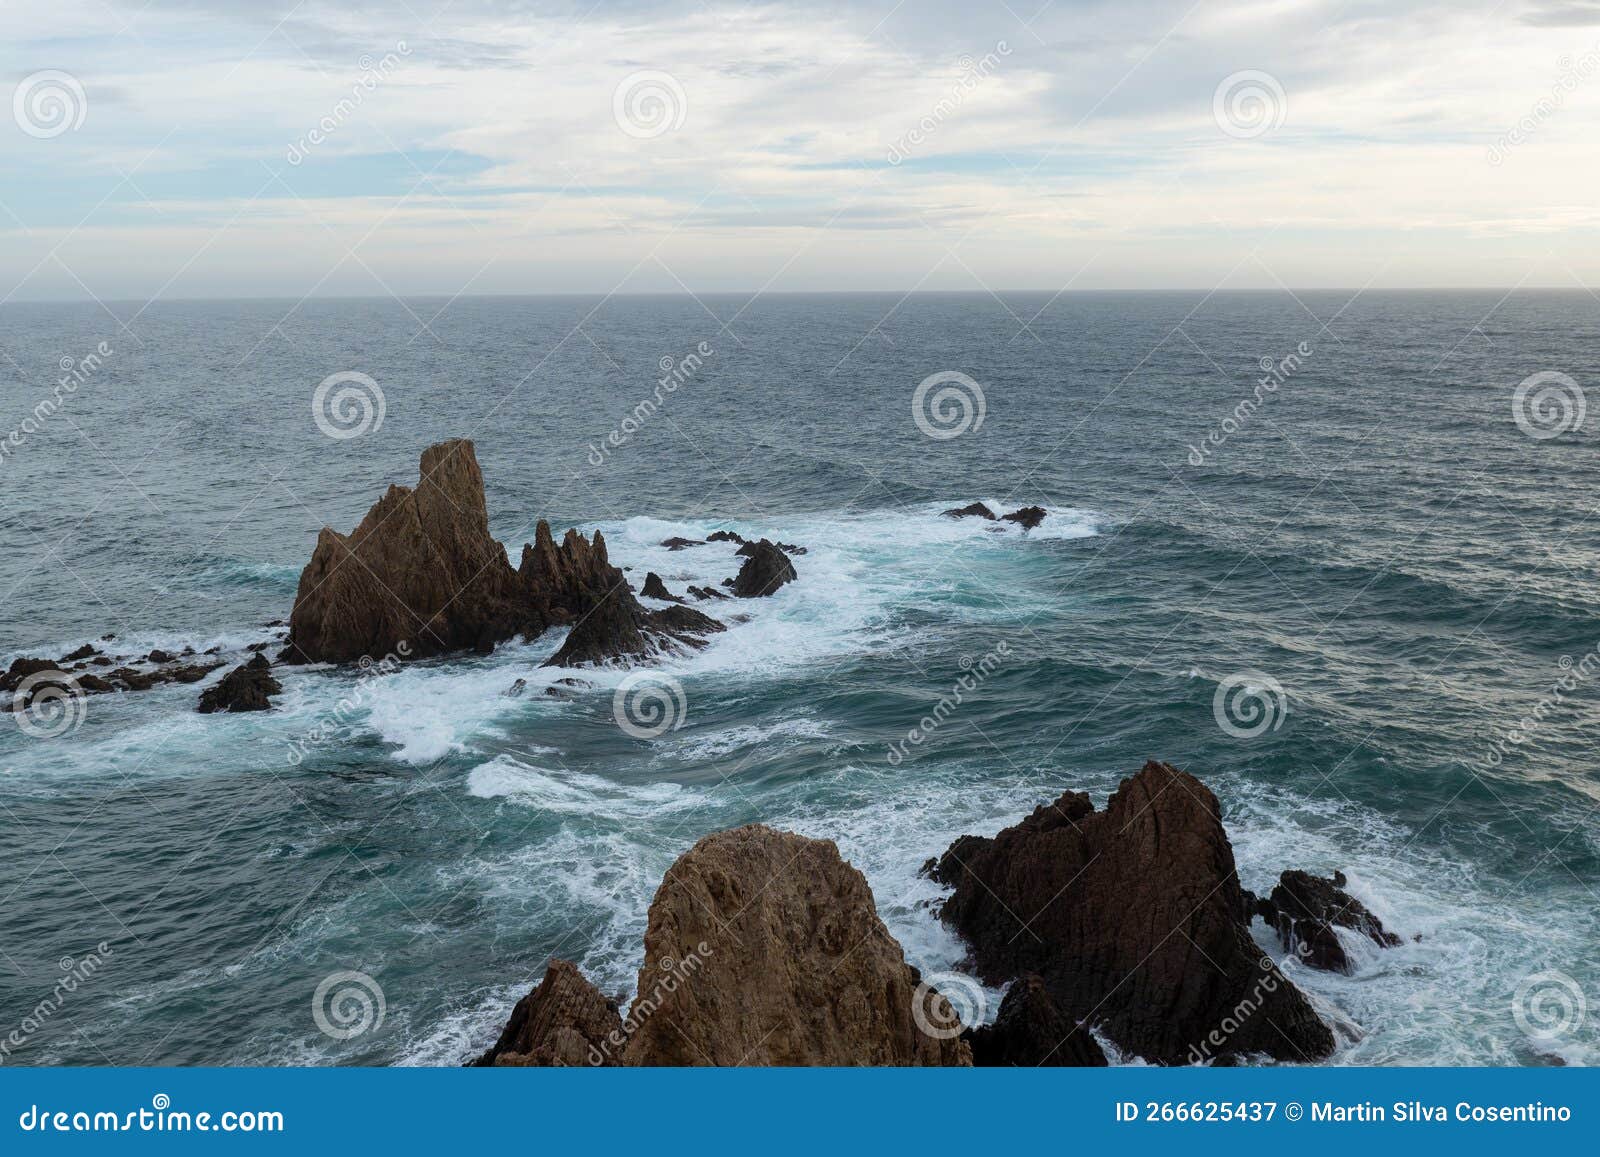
(706, 530, 745, 545)
(1001, 505, 1046, 529)
(472, 960, 623, 1067)
(540, 560, 723, 668)
(687, 585, 728, 601)
(942, 502, 997, 520)
(5, 652, 224, 705)
(967, 973, 1107, 1067)
(197, 653, 281, 713)
(730, 540, 797, 598)
(930, 761, 1334, 1064)
(284, 440, 543, 663)
(1255, 870, 1400, 974)
(620, 825, 971, 1066)
(640, 573, 682, 602)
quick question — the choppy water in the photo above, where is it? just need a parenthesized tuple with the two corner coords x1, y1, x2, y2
(0, 291, 1595, 1067)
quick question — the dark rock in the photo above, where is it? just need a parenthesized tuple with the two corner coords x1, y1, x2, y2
(473, 959, 623, 1067)
(686, 585, 729, 601)
(640, 573, 683, 602)
(245, 642, 269, 653)
(660, 537, 704, 551)
(145, 649, 174, 664)
(1258, 869, 1401, 973)
(736, 539, 805, 557)
(1, 657, 57, 693)
(942, 502, 997, 520)
(621, 825, 970, 1066)
(931, 761, 1334, 1065)
(967, 973, 1107, 1067)
(1000, 506, 1047, 530)
(197, 654, 281, 714)
(77, 673, 115, 694)
(60, 644, 99, 662)
(706, 530, 745, 545)
(90, 656, 113, 667)
(503, 678, 527, 698)
(730, 540, 798, 598)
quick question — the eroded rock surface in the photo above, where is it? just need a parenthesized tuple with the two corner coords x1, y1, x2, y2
(1256, 869, 1401, 973)
(472, 960, 623, 1067)
(1000, 505, 1047, 530)
(730, 539, 797, 598)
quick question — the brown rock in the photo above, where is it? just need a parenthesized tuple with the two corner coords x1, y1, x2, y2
(1000, 505, 1047, 530)
(640, 573, 683, 602)
(621, 824, 970, 1066)
(1, 657, 57, 694)
(942, 502, 997, 520)
(967, 973, 1107, 1067)
(730, 539, 797, 598)
(1257, 869, 1401, 973)
(931, 761, 1334, 1064)
(473, 959, 624, 1067)
(197, 654, 281, 713)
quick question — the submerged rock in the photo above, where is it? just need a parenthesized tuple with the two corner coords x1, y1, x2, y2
(967, 973, 1107, 1067)
(1256, 869, 1401, 973)
(197, 653, 281, 713)
(620, 825, 971, 1066)
(472, 960, 623, 1067)
(730, 539, 797, 598)
(942, 502, 997, 520)
(660, 537, 703, 551)
(930, 761, 1334, 1065)
(1000, 505, 1047, 530)
(686, 585, 729, 601)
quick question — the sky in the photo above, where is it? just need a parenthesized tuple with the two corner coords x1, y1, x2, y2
(3, 0, 1600, 301)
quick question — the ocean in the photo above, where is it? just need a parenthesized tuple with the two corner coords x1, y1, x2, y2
(0, 290, 1595, 1067)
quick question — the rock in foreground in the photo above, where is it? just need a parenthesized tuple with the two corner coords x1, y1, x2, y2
(1000, 505, 1047, 529)
(942, 502, 997, 520)
(730, 539, 797, 598)
(931, 761, 1334, 1064)
(967, 973, 1107, 1067)
(1256, 869, 1401, 973)
(621, 825, 971, 1066)
(197, 654, 281, 713)
(471, 960, 623, 1067)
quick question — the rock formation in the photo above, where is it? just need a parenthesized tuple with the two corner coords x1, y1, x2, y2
(639, 573, 682, 602)
(966, 973, 1108, 1067)
(1254, 869, 1401, 973)
(930, 761, 1334, 1064)
(1000, 505, 1047, 530)
(4, 651, 223, 704)
(730, 539, 798, 599)
(197, 653, 281, 713)
(706, 530, 745, 545)
(620, 825, 971, 1066)
(660, 537, 703, 551)
(942, 502, 997, 520)
(471, 960, 623, 1067)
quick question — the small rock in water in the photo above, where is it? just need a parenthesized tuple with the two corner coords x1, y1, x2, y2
(197, 653, 281, 714)
(60, 644, 99, 662)
(1000, 505, 1047, 530)
(503, 678, 527, 698)
(640, 572, 683, 602)
(706, 530, 745, 545)
(942, 502, 997, 520)
(145, 649, 174, 664)
(659, 537, 704, 551)
(731, 540, 798, 598)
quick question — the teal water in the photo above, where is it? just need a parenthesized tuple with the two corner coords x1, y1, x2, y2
(0, 291, 1595, 1065)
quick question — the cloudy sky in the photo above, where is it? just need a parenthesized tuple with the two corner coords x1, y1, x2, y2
(3, 0, 1600, 301)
